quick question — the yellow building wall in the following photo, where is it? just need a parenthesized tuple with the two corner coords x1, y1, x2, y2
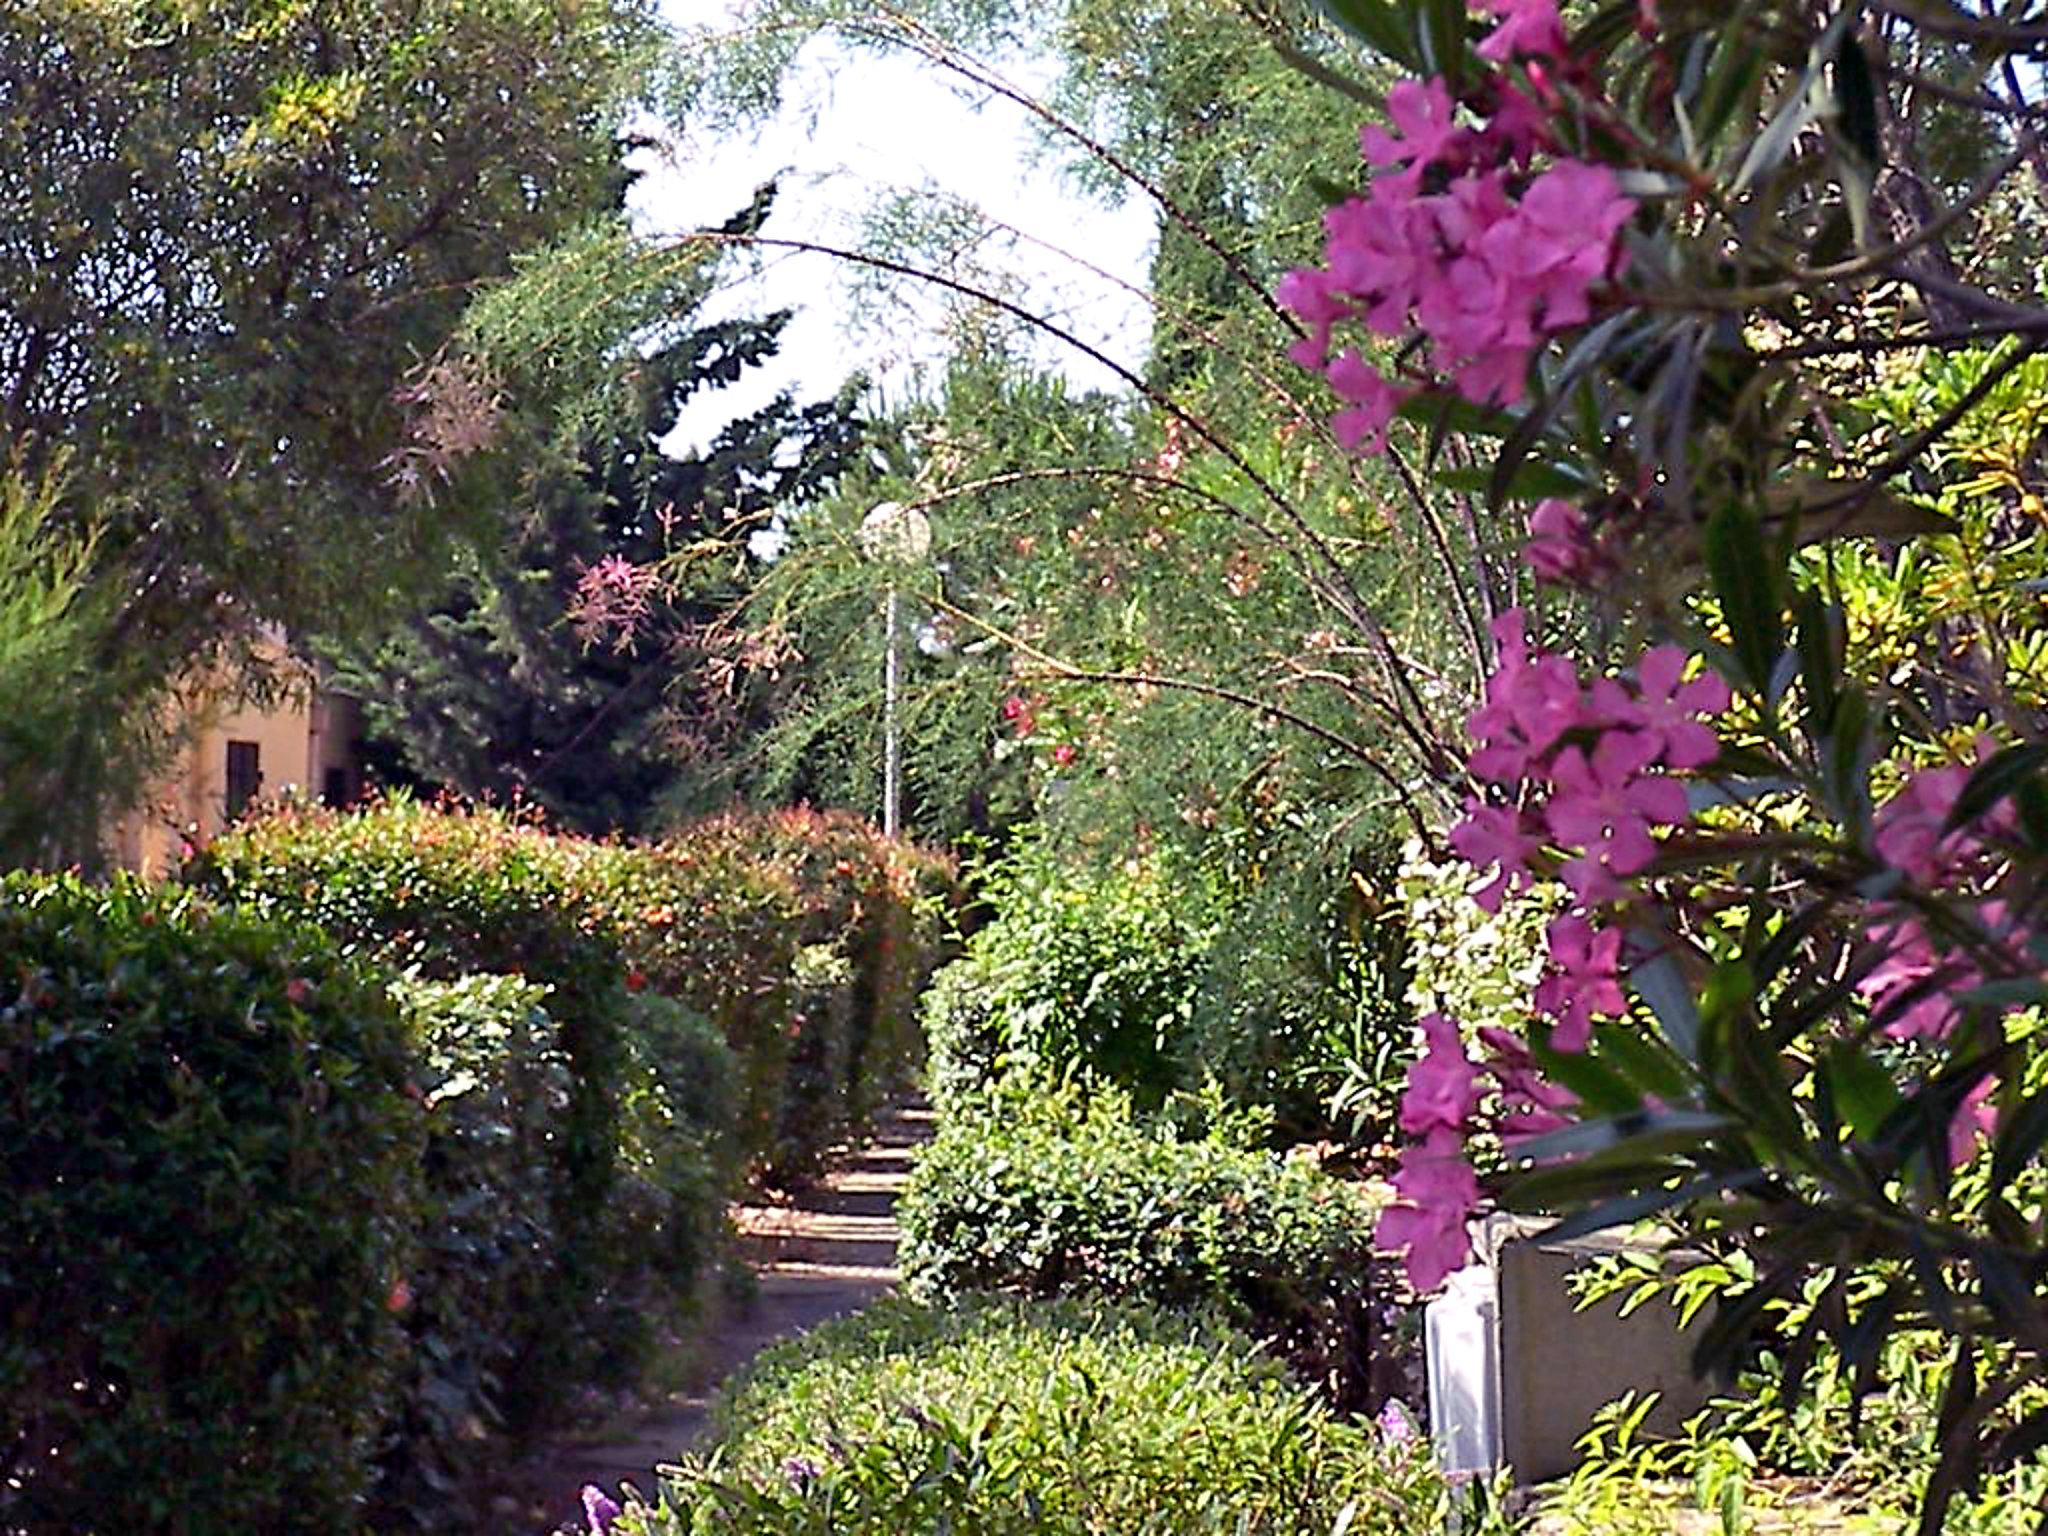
(110, 650, 363, 879)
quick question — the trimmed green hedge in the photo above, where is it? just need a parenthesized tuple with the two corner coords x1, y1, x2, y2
(897, 1079, 1385, 1407)
(0, 874, 421, 1535)
(617, 1296, 1444, 1535)
(191, 794, 954, 1178)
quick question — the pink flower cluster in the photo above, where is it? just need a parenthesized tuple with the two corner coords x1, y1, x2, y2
(1376, 1014, 1484, 1291)
(1523, 498, 1612, 586)
(1278, 0, 1635, 449)
(1451, 614, 1726, 1058)
(1857, 749, 2022, 1049)
(569, 554, 661, 652)
(1376, 1012, 1584, 1291)
(1451, 611, 1727, 911)
(1379, 608, 1728, 1293)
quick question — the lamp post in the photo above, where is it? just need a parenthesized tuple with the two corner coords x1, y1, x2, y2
(858, 500, 931, 840)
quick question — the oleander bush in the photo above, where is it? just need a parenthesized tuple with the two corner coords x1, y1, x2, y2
(897, 1077, 1385, 1407)
(617, 1296, 1446, 1535)
(0, 873, 421, 1535)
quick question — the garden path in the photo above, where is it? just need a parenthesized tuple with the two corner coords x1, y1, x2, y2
(497, 1101, 935, 1533)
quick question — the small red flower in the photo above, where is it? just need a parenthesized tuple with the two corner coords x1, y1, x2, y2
(1051, 743, 1078, 767)
(625, 970, 647, 993)
(386, 1278, 414, 1315)
(285, 977, 313, 1007)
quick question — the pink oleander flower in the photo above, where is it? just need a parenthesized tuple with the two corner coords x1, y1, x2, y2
(1480, 78, 1554, 160)
(1326, 350, 1411, 454)
(1532, 913, 1627, 1051)
(1467, 609, 1589, 783)
(1376, 1126, 1481, 1291)
(1448, 798, 1544, 911)
(1949, 1076, 1998, 1168)
(1488, 162, 1636, 327)
(1472, 0, 1570, 61)
(1857, 916, 1973, 1042)
(1545, 731, 1691, 903)
(1478, 1025, 1578, 1144)
(1523, 498, 1598, 585)
(1400, 1013, 1484, 1134)
(1361, 77, 1463, 181)
(1590, 647, 1730, 770)
(1280, 68, 1635, 448)
(1874, 750, 2011, 886)
(582, 1485, 621, 1535)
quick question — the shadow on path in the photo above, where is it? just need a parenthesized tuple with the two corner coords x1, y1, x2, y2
(495, 1101, 934, 1532)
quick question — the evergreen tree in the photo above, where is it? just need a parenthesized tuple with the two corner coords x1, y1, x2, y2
(331, 315, 867, 835)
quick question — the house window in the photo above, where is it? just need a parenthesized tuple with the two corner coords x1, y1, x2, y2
(225, 740, 262, 819)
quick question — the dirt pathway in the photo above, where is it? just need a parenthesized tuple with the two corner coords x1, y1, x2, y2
(497, 1101, 933, 1532)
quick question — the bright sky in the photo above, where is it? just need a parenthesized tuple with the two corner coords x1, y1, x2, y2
(637, 2, 1157, 452)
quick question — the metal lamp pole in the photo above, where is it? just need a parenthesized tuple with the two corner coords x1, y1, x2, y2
(859, 501, 931, 841)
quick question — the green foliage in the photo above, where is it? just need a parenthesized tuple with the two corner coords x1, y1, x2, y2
(1541, 1261, 2048, 1533)
(377, 971, 575, 1526)
(691, 807, 959, 1169)
(178, 796, 946, 1520)
(333, 223, 872, 836)
(0, 449, 157, 869)
(186, 796, 633, 1273)
(0, 0, 664, 696)
(923, 840, 1212, 1111)
(613, 990, 743, 1289)
(897, 1077, 1384, 1406)
(618, 1295, 1445, 1535)
(558, 808, 957, 1176)
(192, 795, 952, 1184)
(0, 874, 421, 1534)
(1179, 820, 1415, 1145)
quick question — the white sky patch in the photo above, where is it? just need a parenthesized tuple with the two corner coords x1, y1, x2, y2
(636, 2, 1156, 454)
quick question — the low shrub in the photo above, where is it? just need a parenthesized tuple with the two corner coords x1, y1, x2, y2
(897, 1078, 1386, 1407)
(616, 1296, 1444, 1535)
(0, 874, 420, 1535)
(600, 807, 954, 1176)
(188, 795, 629, 1215)
(922, 845, 1207, 1113)
(188, 797, 652, 1420)
(694, 807, 955, 1174)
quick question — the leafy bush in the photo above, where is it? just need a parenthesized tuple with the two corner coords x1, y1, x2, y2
(187, 797, 658, 1420)
(923, 845, 1208, 1113)
(589, 807, 955, 1176)
(551, 828, 806, 1170)
(617, 1296, 1444, 1535)
(612, 990, 742, 1293)
(897, 1078, 1385, 1407)
(721, 808, 955, 1173)
(374, 971, 572, 1526)
(1181, 833, 1416, 1146)
(0, 874, 421, 1535)
(189, 795, 629, 1213)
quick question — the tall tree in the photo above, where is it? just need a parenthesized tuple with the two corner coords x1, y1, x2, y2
(332, 304, 869, 835)
(0, 0, 667, 849)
